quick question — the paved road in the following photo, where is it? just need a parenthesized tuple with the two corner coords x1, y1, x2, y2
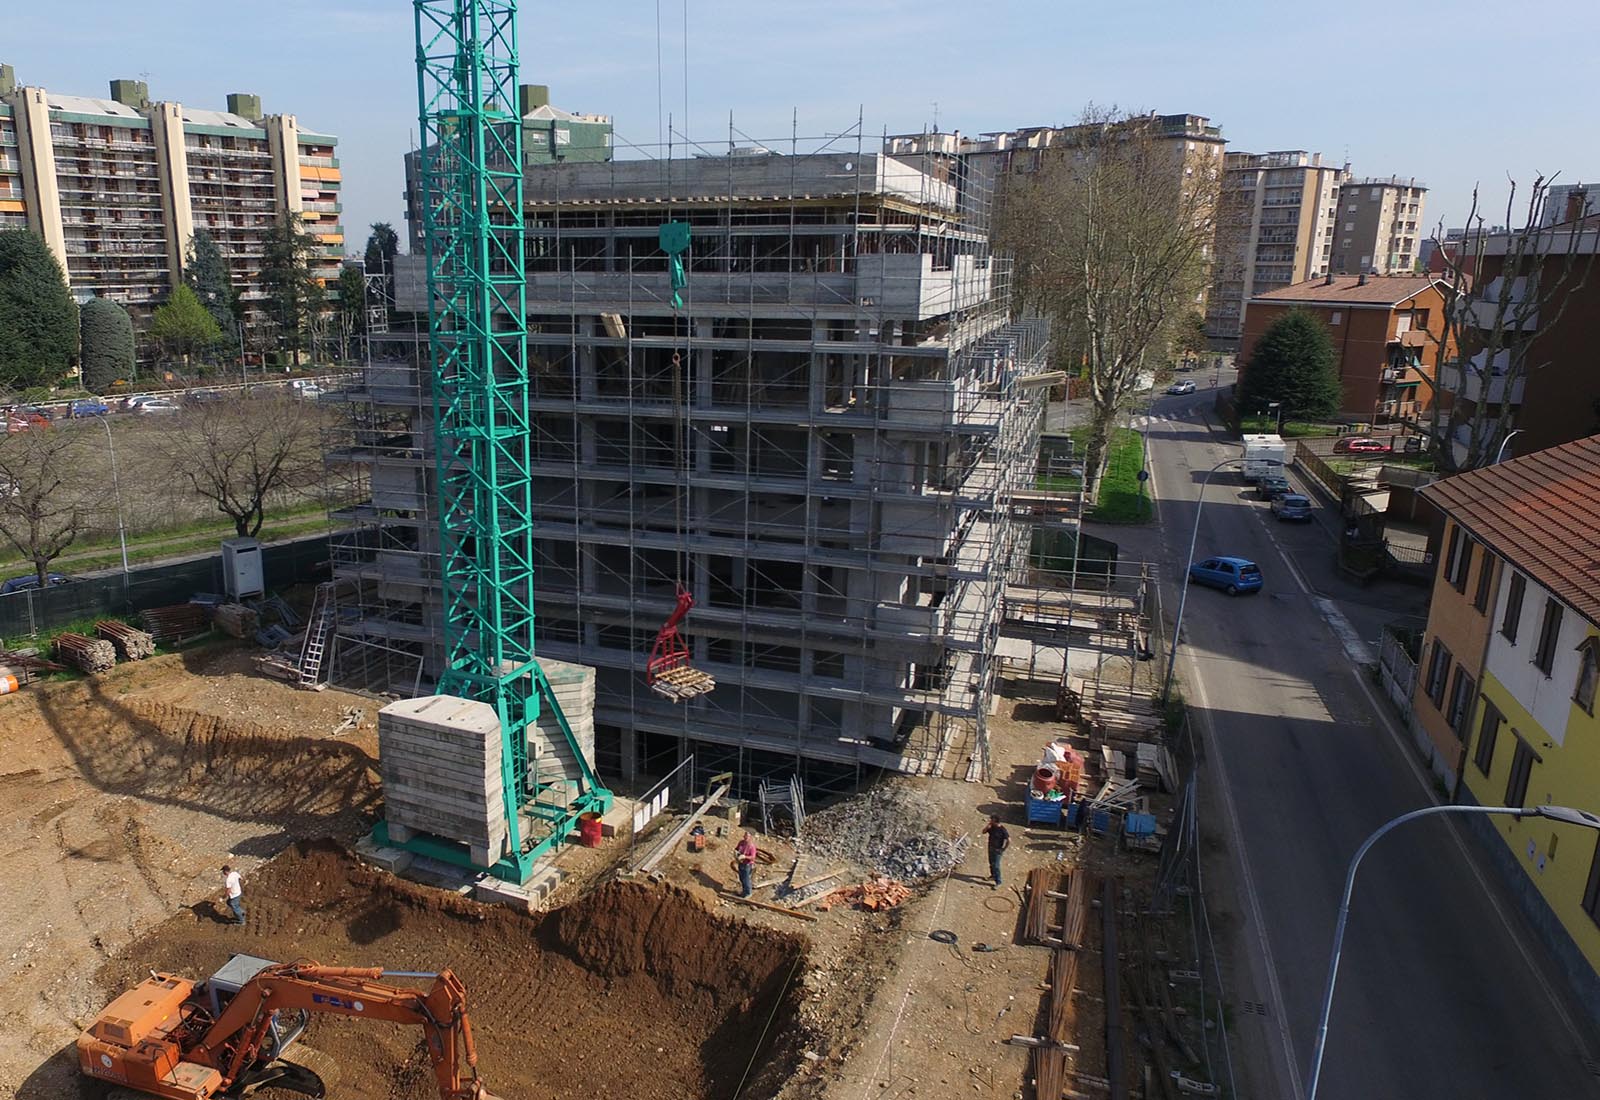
(1143, 388, 1600, 1099)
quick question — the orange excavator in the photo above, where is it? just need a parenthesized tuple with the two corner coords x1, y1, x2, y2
(77, 954, 496, 1099)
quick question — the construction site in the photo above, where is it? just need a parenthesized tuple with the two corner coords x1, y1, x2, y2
(0, 6, 1232, 1100)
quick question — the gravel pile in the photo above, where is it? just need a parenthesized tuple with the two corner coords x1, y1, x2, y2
(802, 785, 970, 881)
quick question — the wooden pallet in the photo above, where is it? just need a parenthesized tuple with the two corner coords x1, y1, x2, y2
(649, 664, 717, 702)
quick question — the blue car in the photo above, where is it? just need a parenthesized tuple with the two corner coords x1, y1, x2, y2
(0, 571, 69, 595)
(1189, 556, 1263, 596)
(70, 400, 109, 418)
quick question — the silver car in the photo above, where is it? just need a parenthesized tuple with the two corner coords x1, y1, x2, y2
(1271, 493, 1313, 521)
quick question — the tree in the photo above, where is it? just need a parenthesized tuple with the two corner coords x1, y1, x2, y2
(336, 262, 366, 361)
(1236, 309, 1342, 421)
(262, 214, 326, 364)
(364, 222, 399, 283)
(159, 392, 323, 537)
(79, 298, 135, 393)
(184, 229, 239, 349)
(149, 283, 222, 368)
(996, 108, 1219, 491)
(0, 230, 79, 391)
(1414, 177, 1599, 471)
(0, 424, 101, 585)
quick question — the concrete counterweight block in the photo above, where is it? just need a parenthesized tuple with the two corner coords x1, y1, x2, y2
(379, 694, 509, 867)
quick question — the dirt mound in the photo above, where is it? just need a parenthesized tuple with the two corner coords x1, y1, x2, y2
(96, 841, 809, 1100)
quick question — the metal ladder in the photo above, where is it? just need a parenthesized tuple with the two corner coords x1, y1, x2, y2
(296, 582, 336, 689)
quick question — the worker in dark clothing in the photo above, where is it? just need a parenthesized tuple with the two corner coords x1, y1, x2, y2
(982, 814, 1010, 888)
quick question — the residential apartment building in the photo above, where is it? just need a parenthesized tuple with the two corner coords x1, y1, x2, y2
(346, 136, 1048, 795)
(1436, 217, 1600, 462)
(1207, 151, 1347, 342)
(1540, 183, 1596, 227)
(1416, 437, 1600, 1019)
(1237, 273, 1449, 423)
(0, 65, 341, 326)
(401, 84, 612, 252)
(1329, 177, 1426, 275)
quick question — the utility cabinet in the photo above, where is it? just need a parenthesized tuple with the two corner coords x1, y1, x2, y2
(221, 538, 264, 600)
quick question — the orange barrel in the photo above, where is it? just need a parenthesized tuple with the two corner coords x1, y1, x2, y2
(578, 812, 603, 848)
(0, 674, 18, 695)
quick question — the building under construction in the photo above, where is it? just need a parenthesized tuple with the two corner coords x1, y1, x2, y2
(328, 121, 1049, 793)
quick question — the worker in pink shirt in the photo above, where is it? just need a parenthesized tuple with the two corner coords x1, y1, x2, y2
(734, 832, 759, 897)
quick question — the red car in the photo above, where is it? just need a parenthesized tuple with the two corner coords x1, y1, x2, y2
(1333, 437, 1392, 455)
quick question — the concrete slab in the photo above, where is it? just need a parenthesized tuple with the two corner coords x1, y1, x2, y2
(353, 836, 415, 875)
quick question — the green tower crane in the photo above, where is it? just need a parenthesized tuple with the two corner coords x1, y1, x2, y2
(381, 0, 610, 883)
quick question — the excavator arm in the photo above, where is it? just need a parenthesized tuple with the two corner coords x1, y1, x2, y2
(190, 963, 494, 1100)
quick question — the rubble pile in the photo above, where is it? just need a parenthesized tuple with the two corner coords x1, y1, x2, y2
(803, 785, 969, 881)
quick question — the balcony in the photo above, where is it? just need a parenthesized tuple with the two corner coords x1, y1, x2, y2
(1445, 356, 1524, 405)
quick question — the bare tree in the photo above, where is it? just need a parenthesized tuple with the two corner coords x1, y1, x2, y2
(0, 425, 103, 584)
(997, 108, 1219, 490)
(159, 393, 325, 538)
(1416, 177, 1598, 471)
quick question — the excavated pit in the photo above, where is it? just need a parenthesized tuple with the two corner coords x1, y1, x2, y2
(97, 841, 808, 1100)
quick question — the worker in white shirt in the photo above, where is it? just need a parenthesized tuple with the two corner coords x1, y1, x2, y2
(220, 864, 245, 926)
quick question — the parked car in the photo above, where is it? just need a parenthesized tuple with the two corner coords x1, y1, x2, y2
(122, 395, 160, 411)
(69, 399, 109, 418)
(1333, 436, 1392, 455)
(135, 398, 182, 415)
(1255, 474, 1291, 501)
(1189, 556, 1264, 596)
(1166, 379, 1197, 395)
(0, 571, 68, 595)
(3, 406, 52, 432)
(292, 381, 324, 400)
(1271, 493, 1314, 521)
(187, 388, 225, 405)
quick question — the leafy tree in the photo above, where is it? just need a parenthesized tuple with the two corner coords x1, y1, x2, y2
(149, 283, 222, 367)
(337, 263, 366, 344)
(1237, 309, 1342, 421)
(997, 108, 1219, 493)
(80, 298, 135, 393)
(159, 392, 323, 537)
(262, 214, 326, 363)
(0, 424, 102, 585)
(184, 229, 238, 349)
(0, 230, 79, 390)
(364, 222, 399, 281)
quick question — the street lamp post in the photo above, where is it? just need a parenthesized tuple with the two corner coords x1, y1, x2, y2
(1306, 802, 1600, 1100)
(1493, 428, 1525, 465)
(98, 416, 129, 582)
(1160, 451, 1243, 704)
(1267, 401, 1285, 435)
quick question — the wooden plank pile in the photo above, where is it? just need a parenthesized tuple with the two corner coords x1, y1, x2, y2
(54, 632, 116, 674)
(1023, 866, 1067, 945)
(815, 876, 911, 911)
(213, 603, 259, 639)
(648, 664, 717, 702)
(141, 604, 210, 645)
(95, 620, 155, 660)
(1023, 870, 1095, 1100)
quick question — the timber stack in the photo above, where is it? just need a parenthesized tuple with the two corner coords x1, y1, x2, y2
(54, 633, 116, 674)
(96, 620, 155, 660)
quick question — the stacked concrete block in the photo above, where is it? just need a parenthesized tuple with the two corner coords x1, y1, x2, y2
(530, 657, 597, 789)
(378, 695, 508, 867)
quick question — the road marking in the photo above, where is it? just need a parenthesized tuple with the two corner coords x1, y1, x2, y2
(1313, 598, 1375, 665)
(1188, 663, 1307, 1100)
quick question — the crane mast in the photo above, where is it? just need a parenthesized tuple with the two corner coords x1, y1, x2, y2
(410, 0, 610, 880)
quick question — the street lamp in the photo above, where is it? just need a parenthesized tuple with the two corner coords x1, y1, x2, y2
(1306, 802, 1600, 1100)
(1493, 428, 1524, 465)
(98, 416, 129, 582)
(1267, 401, 1285, 435)
(1160, 451, 1243, 704)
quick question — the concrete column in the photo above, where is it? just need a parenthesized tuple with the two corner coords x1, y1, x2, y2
(147, 102, 194, 289)
(9, 88, 67, 273)
(264, 113, 303, 217)
(618, 727, 638, 783)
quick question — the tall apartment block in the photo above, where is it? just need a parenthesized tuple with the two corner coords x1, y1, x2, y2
(333, 132, 1048, 793)
(1329, 177, 1427, 275)
(1207, 151, 1347, 342)
(0, 65, 340, 326)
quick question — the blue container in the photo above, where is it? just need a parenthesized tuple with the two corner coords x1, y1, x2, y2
(1065, 800, 1083, 829)
(1090, 808, 1112, 835)
(1124, 812, 1157, 837)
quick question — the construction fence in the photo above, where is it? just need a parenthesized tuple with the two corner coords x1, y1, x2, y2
(0, 535, 330, 642)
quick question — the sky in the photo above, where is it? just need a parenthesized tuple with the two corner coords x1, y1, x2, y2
(7, 0, 1598, 251)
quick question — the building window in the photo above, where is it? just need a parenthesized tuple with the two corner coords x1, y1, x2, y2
(1344, 221, 1355, 232)
(1583, 839, 1600, 927)
(1474, 698, 1503, 773)
(1575, 637, 1600, 714)
(1447, 668, 1476, 741)
(1444, 531, 1475, 593)
(1329, 311, 1342, 325)
(1473, 553, 1495, 612)
(1533, 598, 1563, 675)
(1426, 639, 1452, 707)
(1502, 572, 1526, 642)
(1504, 735, 1536, 808)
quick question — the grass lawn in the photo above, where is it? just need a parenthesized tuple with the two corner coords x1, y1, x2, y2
(1035, 427, 1150, 523)
(1239, 415, 1342, 438)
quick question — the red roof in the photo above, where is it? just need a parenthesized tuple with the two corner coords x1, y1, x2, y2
(1250, 274, 1445, 307)
(1422, 436, 1600, 626)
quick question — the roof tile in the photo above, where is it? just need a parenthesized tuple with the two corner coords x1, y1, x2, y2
(1251, 274, 1444, 306)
